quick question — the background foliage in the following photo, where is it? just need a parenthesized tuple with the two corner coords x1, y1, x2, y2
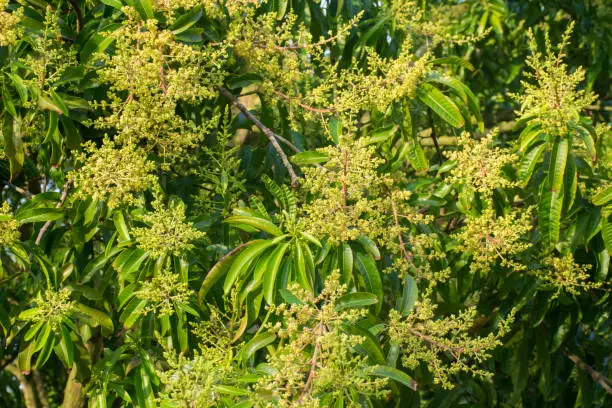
(0, 0, 611, 407)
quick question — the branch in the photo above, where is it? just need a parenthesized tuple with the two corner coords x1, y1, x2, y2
(219, 86, 300, 187)
(5, 364, 38, 408)
(565, 350, 612, 395)
(35, 180, 72, 246)
(68, 0, 83, 34)
(3, 181, 33, 199)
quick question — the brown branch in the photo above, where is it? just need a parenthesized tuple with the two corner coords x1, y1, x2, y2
(565, 351, 612, 395)
(3, 181, 33, 198)
(68, 0, 83, 34)
(389, 199, 419, 274)
(296, 323, 324, 405)
(32, 370, 50, 408)
(35, 180, 73, 246)
(5, 364, 38, 408)
(219, 86, 300, 187)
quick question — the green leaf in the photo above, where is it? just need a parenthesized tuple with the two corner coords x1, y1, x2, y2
(7, 73, 28, 104)
(225, 216, 284, 237)
(592, 186, 612, 206)
(2, 85, 17, 117)
(169, 5, 203, 34)
(417, 83, 465, 128)
(198, 243, 252, 304)
(290, 151, 329, 165)
(518, 142, 546, 183)
(354, 252, 382, 313)
(224, 239, 282, 294)
(73, 303, 114, 335)
(400, 274, 418, 316)
(548, 138, 568, 193)
(429, 56, 475, 71)
(226, 73, 263, 90)
(355, 235, 380, 260)
(263, 242, 290, 304)
(335, 292, 378, 310)
(278, 288, 303, 305)
(371, 366, 418, 391)
(50, 90, 69, 116)
(101, 0, 123, 8)
(35, 335, 56, 369)
(134, 0, 154, 20)
(539, 180, 564, 250)
(58, 324, 74, 367)
(294, 241, 313, 292)
(16, 208, 64, 224)
(574, 125, 597, 162)
(2, 115, 24, 178)
(239, 332, 276, 362)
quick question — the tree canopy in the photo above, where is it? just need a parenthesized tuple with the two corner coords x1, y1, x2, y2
(0, 1, 611, 407)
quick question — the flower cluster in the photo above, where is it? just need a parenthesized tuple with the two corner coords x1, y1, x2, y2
(133, 198, 204, 257)
(71, 139, 156, 208)
(445, 131, 518, 195)
(257, 271, 389, 406)
(0, 0, 21, 47)
(538, 253, 601, 298)
(92, 10, 225, 163)
(20, 288, 75, 332)
(388, 300, 515, 389)
(303, 138, 429, 245)
(134, 269, 192, 317)
(455, 207, 533, 273)
(512, 23, 595, 134)
(0, 202, 20, 247)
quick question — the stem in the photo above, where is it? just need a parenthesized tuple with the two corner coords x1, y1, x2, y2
(61, 364, 85, 408)
(565, 350, 612, 395)
(68, 0, 83, 34)
(218, 87, 300, 187)
(32, 370, 50, 408)
(35, 180, 72, 246)
(5, 364, 38, 408)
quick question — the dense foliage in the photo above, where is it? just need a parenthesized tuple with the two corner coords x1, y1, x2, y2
(0, 1, 611, 407)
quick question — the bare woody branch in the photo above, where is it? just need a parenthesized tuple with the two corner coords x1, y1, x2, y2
(565, 350, 612, 395)
(219, 86, 300, 187)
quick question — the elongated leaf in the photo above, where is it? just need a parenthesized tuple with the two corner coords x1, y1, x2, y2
(263, 242, 290, 304)
(574, 125, 597, 162)
(58, 324, 74, 366)
(539, 180, 564, 250)
(592, 186, 612, 206)
(518, 142, 546, 183)
(354, 252, 382, 313)
(73, 303, 114, 335)
(371, 366, 418, 391)
(548, 138, 568, 193)
(17, 208, 64, 224)
(225, 216, 284, 236)
(291, 151, 329, 165)
(335, 292, 378, 310)
(400, 274, 418, 316)
(417, 83, 464, 128)
(198, 243, 252, 304)
(355, 235, 380, 260)
(239, 332, 276, 363)
(224, 239, 284, 294)
(294, 241, 313, 292)
(2, 115, 24, 178)
(169, 5, 203, 34)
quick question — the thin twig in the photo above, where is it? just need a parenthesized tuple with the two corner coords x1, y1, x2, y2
(271, 89, 334, 114)
(3, 181, 33, 199)
(35, 180, 72, 246)
(565, 350, 612, 395)
(218, 86, 300, 187)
